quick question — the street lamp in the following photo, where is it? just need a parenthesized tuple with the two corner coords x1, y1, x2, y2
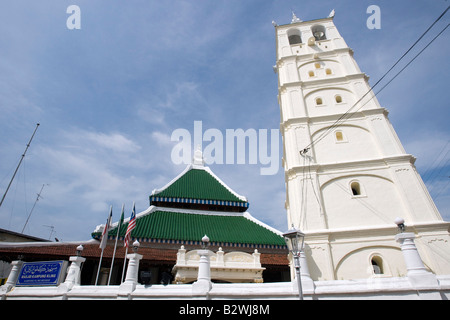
(76, 244, 84, 257)
(201, 234, 210, 250)
(395, 217, 405, 233)
(283, 225, 305, 300)
(132, 240, 140, 253)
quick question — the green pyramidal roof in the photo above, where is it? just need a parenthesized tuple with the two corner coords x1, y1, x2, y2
(93, 208, 285, 247)
(92, 157, 285, 248)
(150, 165, 249, 210)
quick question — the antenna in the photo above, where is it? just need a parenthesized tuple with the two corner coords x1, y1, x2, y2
(21, 183, 48, 234)
(0, 123, 40, 209)
(43, 225, 56, 240)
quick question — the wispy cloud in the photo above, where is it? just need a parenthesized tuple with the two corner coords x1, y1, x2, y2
(0, 1, 448, 240)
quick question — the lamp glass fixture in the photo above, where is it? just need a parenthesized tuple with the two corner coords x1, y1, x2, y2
(283, 226, 305, 255)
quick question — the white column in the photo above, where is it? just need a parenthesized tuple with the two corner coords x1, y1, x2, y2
(299, 250, 312, 280)
(291, 250, 315, 295)
(192, 249, 212, 295)
(395, 232, 439, 290)
(61, 256, 86, 290)
(1, 260, 23, 295)
(119, 252, 143, 294)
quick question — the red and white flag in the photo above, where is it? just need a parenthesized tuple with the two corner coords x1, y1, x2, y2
(124, 203, 136, 248)
(99, 206, 112, 250)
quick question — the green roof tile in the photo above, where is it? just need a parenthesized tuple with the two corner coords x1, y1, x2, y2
(96, 210, 285, 246)
(151, 168, 247, 204)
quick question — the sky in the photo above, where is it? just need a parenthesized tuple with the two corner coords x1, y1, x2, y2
(0, 0, 449, 242)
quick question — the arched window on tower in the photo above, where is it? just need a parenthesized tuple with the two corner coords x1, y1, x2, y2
(315, 97, 323, 105)
(311, 25, 327, 41)
(350, 181, 362, 196)
(335, 95, 343, 103)
(287, 29, 302, 45)
(371, 256, 384, 275)
(335, 131, 344, 141)
(309, 70, 315, 77)
(325, 68, 332, 75)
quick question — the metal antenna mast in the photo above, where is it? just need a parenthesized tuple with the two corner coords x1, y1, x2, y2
(0, 123, 40, 209)
(22, 183, 47, 233)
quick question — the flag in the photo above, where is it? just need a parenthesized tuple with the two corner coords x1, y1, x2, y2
(117, 204, 125, 237)
(108, 204, 125, 286)
(99, 206, 112, 250)
(124, 203, 136, 248)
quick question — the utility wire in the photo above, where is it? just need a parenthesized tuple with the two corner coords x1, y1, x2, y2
(374, 23, 450, 97)
(295, 7, 449, 220)
(433, 179, 450, 201)
(301, 6, 450, 152)
(421, 140, 449, 182)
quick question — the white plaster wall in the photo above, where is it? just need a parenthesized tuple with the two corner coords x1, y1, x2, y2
(304, 87, 357, 118)
(277, 17, 450, 285)
(3, 276, 450, 300)
(334, 245, 406, 280)
(311, 124, 381, 164)
(320, 173, 407, 229)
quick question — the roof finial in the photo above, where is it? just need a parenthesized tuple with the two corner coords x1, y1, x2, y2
(291, 11, 302, 23)
(193, 145, 205, 166)
(328, 9, 335, 18)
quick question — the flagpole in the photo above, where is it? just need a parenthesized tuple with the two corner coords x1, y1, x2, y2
(96, 206, 112, 286)
(108, 203, 124, 285)
(121, 201, 136, 283)
(121, 246, 128, 283)
(95, 248, 105, 285)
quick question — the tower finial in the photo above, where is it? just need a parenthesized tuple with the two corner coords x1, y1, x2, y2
(291, 11, 302, 24)
(328, 9, 335, 18)
(193, 145, 205, 166)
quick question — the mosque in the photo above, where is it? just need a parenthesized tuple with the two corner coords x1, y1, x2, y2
(1, 11, 450, 300)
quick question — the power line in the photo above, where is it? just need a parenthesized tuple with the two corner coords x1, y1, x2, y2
(433, 178, 450, 201)
(373, 23, 450, 97)
(423, 147, 450, 183)
(301, 6, 450, 152)
(294, 7, 450, 222)
(421, 140, 449, 182)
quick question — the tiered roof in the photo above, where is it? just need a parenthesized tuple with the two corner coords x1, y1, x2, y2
(149, 164, 249, 212)
(92, 151, 285, 249)
(95, 207, 285, 247)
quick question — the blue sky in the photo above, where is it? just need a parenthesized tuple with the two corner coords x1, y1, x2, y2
(0, 0, 449, 241)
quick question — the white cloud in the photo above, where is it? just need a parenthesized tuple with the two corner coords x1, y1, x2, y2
(151, 131, 172, 147)
(84, 131, 141, 153)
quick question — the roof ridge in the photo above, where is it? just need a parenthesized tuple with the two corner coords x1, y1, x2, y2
(202, 166, 248, 202)
(243, 212, 284, 236)
(103, 205, 246, 232)
(150, 164, 248, 203)
(151, 164, 193, 196)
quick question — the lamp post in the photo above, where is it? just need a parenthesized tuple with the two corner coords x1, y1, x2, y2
(132, 240, 140, 253)
(193, 235, 212, 295)
(76, 244, 84, 256)
(395, 217, 405, 233)
(283, 226, 305, 300)
(201, 234, 210, 250)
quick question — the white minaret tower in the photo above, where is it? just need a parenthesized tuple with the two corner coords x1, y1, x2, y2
(274, 12, 450, 281)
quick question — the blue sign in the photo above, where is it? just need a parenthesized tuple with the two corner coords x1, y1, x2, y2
(16, 261, 67, 286)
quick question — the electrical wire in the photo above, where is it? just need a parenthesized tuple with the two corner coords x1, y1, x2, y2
(301, 6, 450, 152)
(421, 140, 449, 182)
(294, 7, 450, 223)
